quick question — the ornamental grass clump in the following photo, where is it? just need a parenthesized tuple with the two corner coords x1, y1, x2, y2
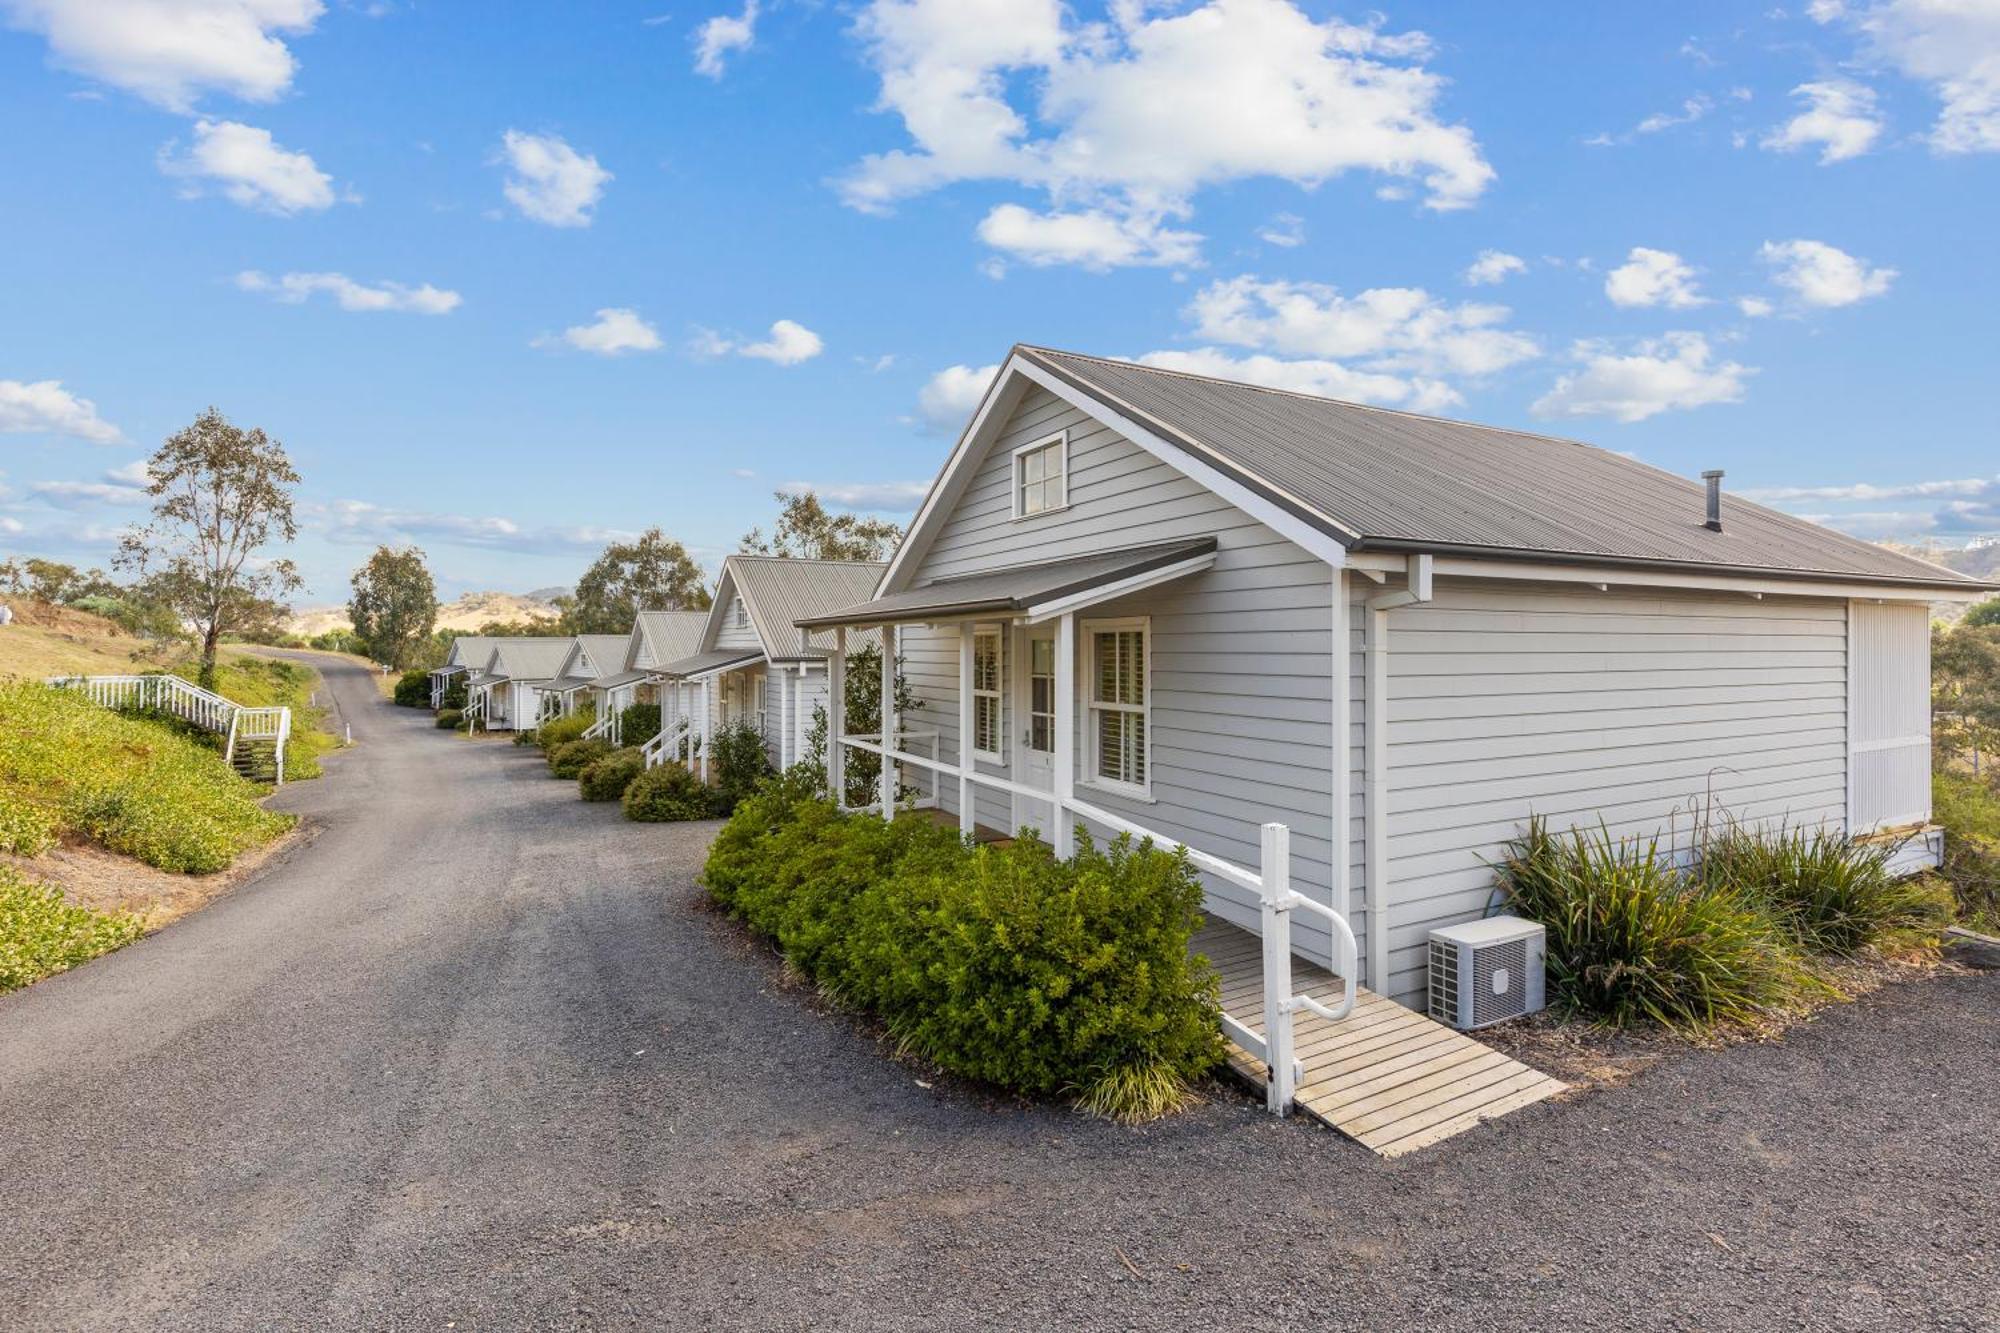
(1495, 818, 1823, 1033)
(0, 867, 144, 992)
(1701, 821, 1951, 956)
(579, 748, 645, 802)
(701, 773, 1223, 1121)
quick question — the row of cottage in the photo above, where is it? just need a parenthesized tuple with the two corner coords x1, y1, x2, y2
(430, 345, 1988, 1011)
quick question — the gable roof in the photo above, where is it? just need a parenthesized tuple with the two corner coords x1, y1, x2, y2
(714, 555, 887, 659)
(442, 636, 499, 670)
(480, 637, 573, 682)
(886, 344, 1983, 594)
(634, 610, 706, 670)
(575, 634, 630, 676)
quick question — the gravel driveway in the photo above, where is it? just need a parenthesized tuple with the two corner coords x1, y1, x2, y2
(2, 655, 1993, 1331)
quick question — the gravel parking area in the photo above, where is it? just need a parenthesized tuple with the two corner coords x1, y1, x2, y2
(1, 656, 1992, 1331)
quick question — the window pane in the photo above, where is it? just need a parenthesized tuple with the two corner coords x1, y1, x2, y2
(1022, 449, 1044, 484)
(1096, 710, 1147, 786)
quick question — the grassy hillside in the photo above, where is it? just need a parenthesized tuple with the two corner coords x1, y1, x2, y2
(285, 588, 559, 638)
(201, 651, 340, 780)
(0, 680, 293, 873)
(0, 600, 175, 679)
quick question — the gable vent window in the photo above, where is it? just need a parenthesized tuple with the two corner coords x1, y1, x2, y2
(734, 597, 749, 629)
(1013, 433, 1067, 518)
(1087, 618, 1148, 795)
(971, 628, 1004, 762)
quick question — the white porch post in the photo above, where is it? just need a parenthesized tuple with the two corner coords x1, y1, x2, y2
(878, 622, 898, 821)
(1363, 605, 1388, 995)
(957, 621, 976, 837)
(777, 669, 791, 769)
(1332, 570, 1353, 927)
(828, 628, 847, 804)
(794, 664, 809, 774)
(1053, 610, 1076, 859)
(1260, 822, 1297, 1115)
(700, 676, 713, 784)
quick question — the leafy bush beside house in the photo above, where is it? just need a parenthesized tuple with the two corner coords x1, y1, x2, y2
(548, 738, 613, 779)
(702, 775, 1223, 1121)
(617, 702, 662, 747)
(392, 670, 430, 707)
(710, 722, 773, 812)
(0, 866, 144, 993)
(580, 748, 645, 802)
(0, 681, 292, 874)
(622, 763, 717, 822)
(1934, 772, 2000, 931)
(535, 711, 594, 751)
(435, 708, 464, 730)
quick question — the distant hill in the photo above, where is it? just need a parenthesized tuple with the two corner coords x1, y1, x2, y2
(285, 589, 560, 638)
(1875, 541, 2000, 623)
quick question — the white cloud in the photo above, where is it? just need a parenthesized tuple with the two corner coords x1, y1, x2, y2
(1185, 275, 1540, 379)
(1135, 347, 1463, 414)
(235, 269, 460, 314)
(1758, 238, 1897, 306)
(1741, 474, 1997, 502)
(1463, 249, 1526, 286)
(537, 308, 662, 356)
(841, 0, 1493, 268)
(1257, 211, 1304, 248)
(692, 0, 758, 78)
(1820, 0, 2000, 153)
(1531, 332, 1754, 423)
(695, 319, 825, 365)
(976, 203, 1201, 269)
(1761, 80, 1884, 163)
(157, 118, 339, 214)
(779, 479, 929, 510)
(1738, 295, 1776, 317)
(1637, 94, 1714, 133)
(0, 378, 124, 443)
(916, 362, 1000, 433)
(498, 129, 610, 228)
(314, 499, 634, 554)
(1603, 247, 1706, 309)
(0, 0, 323, 111)
(27, 459, 150, 507)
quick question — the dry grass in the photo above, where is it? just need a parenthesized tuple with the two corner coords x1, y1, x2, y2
(0, 601, 174, 680)
(3, 821, 310, 933)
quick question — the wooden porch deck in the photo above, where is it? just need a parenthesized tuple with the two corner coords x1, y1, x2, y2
(1193, 917, 1565, 1157)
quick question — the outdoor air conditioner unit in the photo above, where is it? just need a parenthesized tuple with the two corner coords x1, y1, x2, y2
(1428, 916, 1546, 1031)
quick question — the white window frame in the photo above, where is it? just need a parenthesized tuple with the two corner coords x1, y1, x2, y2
(752, 674, 767, 738)
(970, 625, 1005, 763)
(733, 596, 750, 629)
(1010, 430, 1069, 520)
(1082, 615, 1151, 800)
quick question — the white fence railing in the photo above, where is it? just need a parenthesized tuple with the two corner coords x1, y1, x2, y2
(49, 673, 292, 785)
(835, 732, 1356, 1117)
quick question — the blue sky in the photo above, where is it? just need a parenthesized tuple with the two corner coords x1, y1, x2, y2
(2, 1, 1996, 603)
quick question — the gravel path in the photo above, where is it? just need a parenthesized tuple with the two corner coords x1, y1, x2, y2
(2, 655, 1993, 1331)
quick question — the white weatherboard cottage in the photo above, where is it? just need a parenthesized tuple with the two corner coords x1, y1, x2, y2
(801, 345, 1991, 1015)
(538, 634, 634, 724)
(653, 555, 884, 778)
(464, 638, 571, 732)
(582, 611, 707, 746)
(429, 636, 498, 709)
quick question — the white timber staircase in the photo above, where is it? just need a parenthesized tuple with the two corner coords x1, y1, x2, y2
(50, 673, 293, 785)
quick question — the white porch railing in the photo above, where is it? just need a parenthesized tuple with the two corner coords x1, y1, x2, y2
(48, 673, 293, 786)
(835, 731, 1356, 1117)
(641, 715, 695, 769)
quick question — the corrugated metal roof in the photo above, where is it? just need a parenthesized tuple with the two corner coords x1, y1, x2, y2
(443, 636, 499, 669)
(657, 647, 763, 679)
(726, 556, 887, 658)
(798, 538, 1216, 627)
(575, 634, 630, 677)
(543, 675, 592, 694)
(591, 668, 653, 691)
(1022, 345, 1983, 589)
(483, 638, 573, 681)
(634, 611, 707, 670)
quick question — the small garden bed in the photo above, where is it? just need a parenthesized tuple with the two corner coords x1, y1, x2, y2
(701, 773, 1224, 1121)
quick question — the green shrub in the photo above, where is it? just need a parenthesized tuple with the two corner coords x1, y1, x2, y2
(0, 682, 292, 874)
(440, 678, 467, 711)
(0, 791, 59, 856)
(580, 748, 646, 802)
(619, 702, 662, 747)
(536, 712, 593, 752)
(622, 762, 718, 822)
(701, 777, 1222, 1120)
(0, 866, 144, 992)
(1496, 819, 1823, 1032)
(711, 722, 773, 814)
(1701, 821, 1951, 955)
(435, 708, 463, 730)
(392, 670, 430, 707)
(1935, 772, 2000, 931)
(512, 727, 541, 747)
(548, 737, 613, 779)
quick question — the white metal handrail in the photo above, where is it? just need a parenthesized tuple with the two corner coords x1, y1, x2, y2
(48, 673, 292, 786)
(642, 717, 693, 768)
(835, 732, 1357, 1116)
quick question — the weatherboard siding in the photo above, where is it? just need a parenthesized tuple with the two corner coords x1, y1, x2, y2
(1376, 582, 1850, 1004)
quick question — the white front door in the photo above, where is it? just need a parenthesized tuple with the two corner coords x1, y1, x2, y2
(1012, 624, 1058, 839)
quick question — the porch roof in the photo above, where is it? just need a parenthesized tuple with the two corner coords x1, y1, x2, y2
(543, 675, 592, 695)
(590, 668, 654, 691)
(795, 537, 1218, 629)
(656, 647, 763, 680)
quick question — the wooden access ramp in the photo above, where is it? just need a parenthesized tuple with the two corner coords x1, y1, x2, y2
(1194, 918, 1565, 1157)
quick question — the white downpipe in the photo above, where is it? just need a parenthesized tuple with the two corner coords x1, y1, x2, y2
(828, 628, 846, 804)
(1053, 611, 1076, 858)
(700, 676, 713, 784)
(1362, 553, 1433, 995)
(878, 623, 898, 822)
